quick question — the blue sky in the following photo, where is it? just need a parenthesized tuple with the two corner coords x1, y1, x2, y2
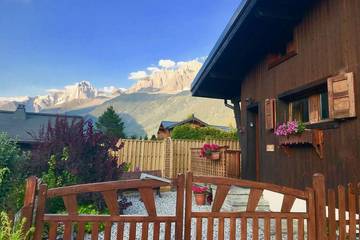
(0, 0, 240, 97)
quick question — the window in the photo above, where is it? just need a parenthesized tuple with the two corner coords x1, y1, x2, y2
(267, 37, 297, 69)
(289, 98, 309, 122)
(289, 92, 329, 124)
(280, 72, 356, 125)
(320, 92, 329, 120)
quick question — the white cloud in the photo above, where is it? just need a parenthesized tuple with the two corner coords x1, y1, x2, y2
(147, 67, 160, 73)
(128, 71, 148, 80)
(158, 59, 176, 68)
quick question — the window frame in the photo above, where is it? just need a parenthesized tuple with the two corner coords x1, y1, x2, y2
(288, 92, 330, 125)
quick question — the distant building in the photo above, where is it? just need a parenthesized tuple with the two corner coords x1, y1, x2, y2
(0, 104, 83, 149)
(157, 114, 230, 140)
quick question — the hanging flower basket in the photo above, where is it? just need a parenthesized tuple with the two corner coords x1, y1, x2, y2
(207, 151, 220, 160)
(200, 143, 221, 161)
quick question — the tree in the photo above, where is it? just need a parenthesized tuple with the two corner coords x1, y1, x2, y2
(96, 106, 125, 139)
(0, 133, 27, 211)
(144, 135, 148, 140)
(150, 135, 157, 141)
(27, 117, 127, 211)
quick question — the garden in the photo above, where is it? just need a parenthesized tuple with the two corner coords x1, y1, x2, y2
(0, 106, 136, 238)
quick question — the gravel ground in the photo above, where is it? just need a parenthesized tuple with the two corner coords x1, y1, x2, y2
(86, 191, 269, 240)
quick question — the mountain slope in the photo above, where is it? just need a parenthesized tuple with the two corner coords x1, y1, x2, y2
(65, 91, 235, 137)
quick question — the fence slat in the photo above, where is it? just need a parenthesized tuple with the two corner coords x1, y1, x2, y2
(327, 189, 336, 240)
(275, 217, 281, 240)
(252, 217, 258, 240)
(207, 217, 214, 240)
(218, 217, 225, 240)
(241, 217, 247, 240)
(196, 218, 203, 240)
(48, 222, 58, 240)
(348, 184, 356, 240)
(287, 218, 293, 240)
(264, 217, 270, 240)
(165, 222, 172, 240)
(229, 217, 236, 240)
(141, 222, 148, 240)
(91, 222, 99, 240)
(338, 185, 346, 240)
(104, 222, 112, 240)
(76, 222, 85, 240)
(298, 218, 304, 240)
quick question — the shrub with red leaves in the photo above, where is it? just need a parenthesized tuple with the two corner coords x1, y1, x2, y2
(25, 116, 126, 210)
(27, 117, 125, 183)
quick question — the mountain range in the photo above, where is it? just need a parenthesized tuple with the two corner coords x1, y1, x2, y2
(0, 59, 235, 136)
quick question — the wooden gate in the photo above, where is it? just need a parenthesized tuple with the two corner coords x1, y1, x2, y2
(22, 175, 184, 240)
(22, 173, 330, 239)
(184, 172, 316, 240)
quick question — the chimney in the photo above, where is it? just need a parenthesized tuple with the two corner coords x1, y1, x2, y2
(14, 104, 27, 120)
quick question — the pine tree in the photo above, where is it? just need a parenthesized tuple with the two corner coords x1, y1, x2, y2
(96, 106, 125, 139)
(150, 135, 157, 140)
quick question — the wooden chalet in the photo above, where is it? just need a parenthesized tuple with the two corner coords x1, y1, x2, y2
(192, 0, 360, 189)
(157, 114, 230, 140)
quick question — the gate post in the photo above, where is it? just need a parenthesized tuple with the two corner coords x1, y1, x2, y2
(312, 173, 327, 240)
(21, 176, 38, 236)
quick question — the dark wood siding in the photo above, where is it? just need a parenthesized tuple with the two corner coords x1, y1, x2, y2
(239, 0, 360, 189)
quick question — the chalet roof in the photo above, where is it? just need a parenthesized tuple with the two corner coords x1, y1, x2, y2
(0, 105, 83, 143)
(191, 0, 313, 99)
(159, 115, 231, 132)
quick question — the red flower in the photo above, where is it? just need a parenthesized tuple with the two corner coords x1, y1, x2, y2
(199, 143, 220, 157)
(192, 185, 208, 193)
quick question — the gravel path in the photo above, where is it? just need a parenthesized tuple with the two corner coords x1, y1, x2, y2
(88, 191, 269, 240)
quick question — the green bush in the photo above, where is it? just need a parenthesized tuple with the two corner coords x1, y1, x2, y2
(0, 133, 28, 211)
(0, 212, 33, 240)
(171, 124, 238, 140)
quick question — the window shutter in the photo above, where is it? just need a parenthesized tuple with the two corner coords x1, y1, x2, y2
(265, 98, 276, 130)
(327, 72, 356, 119)
(309, 95, 321, 123)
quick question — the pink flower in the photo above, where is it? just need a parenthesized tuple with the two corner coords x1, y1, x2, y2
(274, 120, 304, 136)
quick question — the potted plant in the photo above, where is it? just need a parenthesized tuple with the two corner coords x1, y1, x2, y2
(200, 143, 220, 160)
(192, 185, 208, 205)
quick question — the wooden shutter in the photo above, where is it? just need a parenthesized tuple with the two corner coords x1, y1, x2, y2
(265, 98, 276, 130)
(327, 72, 356, 119)
(309, 94, 321, 123)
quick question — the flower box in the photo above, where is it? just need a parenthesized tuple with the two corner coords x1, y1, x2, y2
(206, 151, 220, 160)
(278, 129, 324, 159)
(278, 130, 313, 145)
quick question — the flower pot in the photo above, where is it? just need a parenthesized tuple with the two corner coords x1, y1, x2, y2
(206, 151, 220, 160)
(194, 193, 206, 205)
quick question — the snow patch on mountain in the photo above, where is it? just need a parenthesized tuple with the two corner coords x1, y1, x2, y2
(0, 81, 125, 112)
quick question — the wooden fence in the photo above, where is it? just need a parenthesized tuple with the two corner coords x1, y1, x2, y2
(21, 173, 360, 239)
(115, 138, 240, 178)
(313, 174, 360, 240)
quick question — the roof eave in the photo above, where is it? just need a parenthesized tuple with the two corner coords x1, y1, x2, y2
(191, 0, 257, 99)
